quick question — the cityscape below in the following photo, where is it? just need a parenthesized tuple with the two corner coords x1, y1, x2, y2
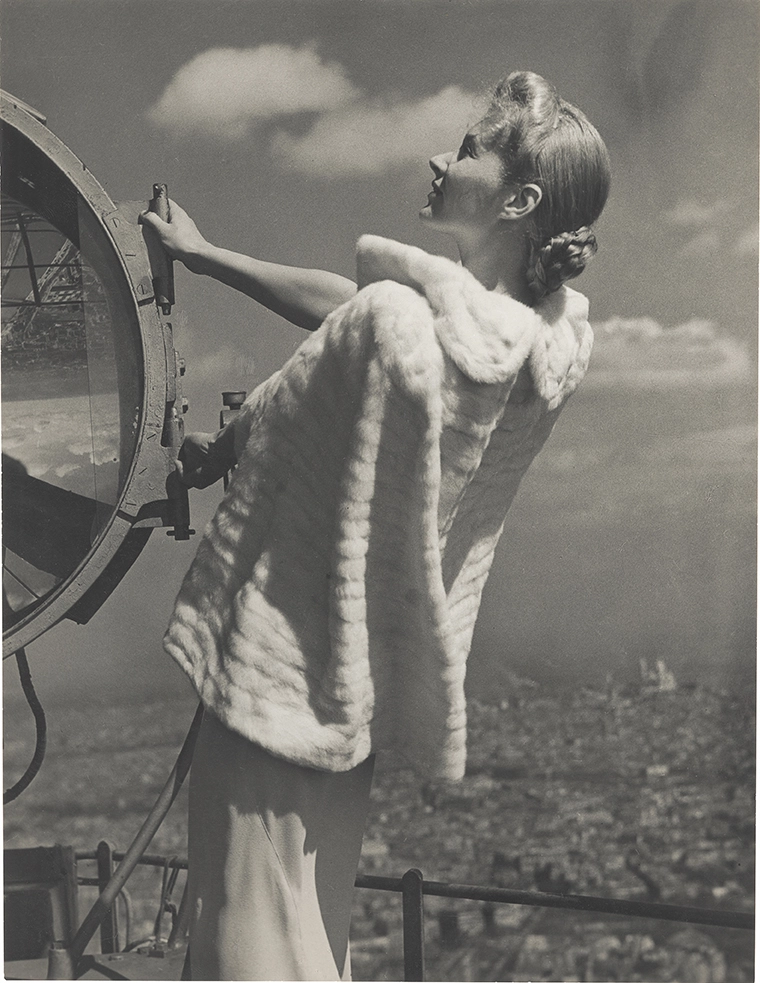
(3, 658, 755, 982)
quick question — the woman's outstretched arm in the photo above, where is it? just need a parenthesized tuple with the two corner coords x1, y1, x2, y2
(140, 200, 357, 332)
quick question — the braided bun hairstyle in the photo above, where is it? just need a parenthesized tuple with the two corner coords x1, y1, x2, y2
(526, 227, 598, 297)
(482, 72, 611, 301)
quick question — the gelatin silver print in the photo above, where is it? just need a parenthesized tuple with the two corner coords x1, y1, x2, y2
(2, 1, 755, 980)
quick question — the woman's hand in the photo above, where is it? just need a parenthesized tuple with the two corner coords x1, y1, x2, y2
(175, 427, 238, 488)
(140, 197, 356, 330)
(139, 199, 211, 274)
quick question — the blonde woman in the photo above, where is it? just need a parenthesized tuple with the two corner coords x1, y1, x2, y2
(143, 70, 611, 981)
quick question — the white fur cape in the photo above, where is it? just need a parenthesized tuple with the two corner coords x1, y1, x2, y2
(164, 236, 593, 780)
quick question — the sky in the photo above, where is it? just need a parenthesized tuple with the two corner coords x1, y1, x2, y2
(2, 0, 757, 711)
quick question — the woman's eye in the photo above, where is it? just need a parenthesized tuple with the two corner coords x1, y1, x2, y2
(457, 139, 476, 161)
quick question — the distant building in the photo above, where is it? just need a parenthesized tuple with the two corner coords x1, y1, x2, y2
(639, 657, 677, 693)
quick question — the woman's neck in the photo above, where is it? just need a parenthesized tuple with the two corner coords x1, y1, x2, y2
(456, 228, 534, 307)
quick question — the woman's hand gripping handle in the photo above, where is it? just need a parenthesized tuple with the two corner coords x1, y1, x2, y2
(175, 426, 238, 489)
(139, 198, 211, 275)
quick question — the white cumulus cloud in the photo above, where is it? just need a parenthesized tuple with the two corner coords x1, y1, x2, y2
(664, 199, 757, 261)
(663, 197, 731, 227)
(587, 316, 752, 390)
(271, 86, 478, 176)
(147, 45, 360, 140)
(147, 46, 479, 176)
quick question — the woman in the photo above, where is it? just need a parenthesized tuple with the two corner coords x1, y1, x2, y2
(143, 71, 610, 981)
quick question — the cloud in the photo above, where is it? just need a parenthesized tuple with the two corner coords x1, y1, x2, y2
(734, 225, 759, 256)
(190, 345, 259, 386)
(271, 86, 478, 176)
(3, 396, 120, 500)
(67, 437, 119, 467)
(647, 423, 757, 468)
(587, 316, 752, 390)
(147, 46, 478, 176)
(532, 422, 756, 486)
(678, 229, 720, 258)
(664, 199, 756, 259)
(147, 45, 359, 140)
(54, 463, 82, 479)
(663, 197, 731, 227)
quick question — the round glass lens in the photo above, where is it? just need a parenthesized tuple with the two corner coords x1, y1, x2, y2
(2, 190, 141, 625)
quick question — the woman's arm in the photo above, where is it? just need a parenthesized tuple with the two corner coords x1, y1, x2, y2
(139, 201, 357, 332)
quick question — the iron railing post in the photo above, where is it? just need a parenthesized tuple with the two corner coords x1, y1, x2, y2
(95, 841, 118, 953)
(402, 868, 425, 981)
(48, 703, 204, 979)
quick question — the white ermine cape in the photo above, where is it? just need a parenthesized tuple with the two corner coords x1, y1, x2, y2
(164, 236, 593, 780)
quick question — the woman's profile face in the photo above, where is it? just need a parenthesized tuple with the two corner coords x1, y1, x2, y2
(419, 123, 508, 236)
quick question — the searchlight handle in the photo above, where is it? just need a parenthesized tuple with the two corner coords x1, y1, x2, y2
(149, 182, 191, 539)
(221, 391, 247, 491)
(148, 183, 175, 315)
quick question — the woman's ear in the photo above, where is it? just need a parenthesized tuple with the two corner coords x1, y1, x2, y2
(500, 183, 542, 221)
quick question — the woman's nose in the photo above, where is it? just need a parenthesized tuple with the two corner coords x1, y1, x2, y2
(429, 152, 452, 176)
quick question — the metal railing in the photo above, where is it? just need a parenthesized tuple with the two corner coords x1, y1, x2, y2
(75, 847, 754, 982)
(354, 869, 754, 981)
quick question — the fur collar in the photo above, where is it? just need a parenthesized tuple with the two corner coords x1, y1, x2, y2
(356, 234, 592, 407)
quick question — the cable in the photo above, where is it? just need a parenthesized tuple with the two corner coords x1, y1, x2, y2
(4, 646, 47, 804)
(63, 702, 205, 974)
